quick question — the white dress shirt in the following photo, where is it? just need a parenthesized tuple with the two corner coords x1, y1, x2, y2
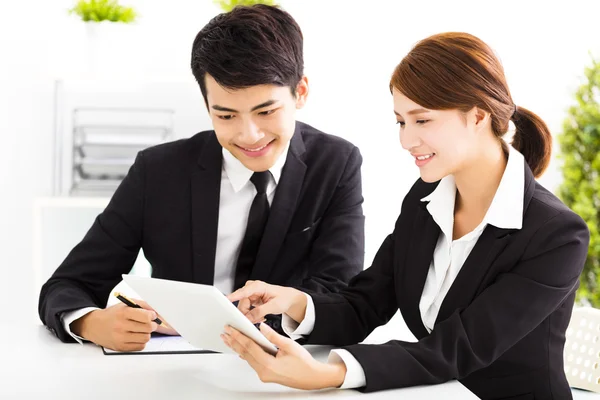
(283, 145, 525, 389)
(63, 143, 289, 343)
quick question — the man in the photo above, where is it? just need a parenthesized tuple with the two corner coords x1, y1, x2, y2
(39, 5, 364, 352)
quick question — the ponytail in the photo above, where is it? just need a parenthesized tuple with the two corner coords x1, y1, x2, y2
(511, 106, 553, 178)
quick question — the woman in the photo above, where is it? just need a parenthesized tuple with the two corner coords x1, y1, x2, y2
(221, 32, 590, 400)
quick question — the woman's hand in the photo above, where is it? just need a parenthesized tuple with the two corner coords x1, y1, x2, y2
(227, 280, 308, 324)
(221, 323, 347, 390)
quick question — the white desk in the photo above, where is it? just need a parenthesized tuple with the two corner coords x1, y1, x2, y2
(2, 324, 478, 400)
(25, 198, 478, 398)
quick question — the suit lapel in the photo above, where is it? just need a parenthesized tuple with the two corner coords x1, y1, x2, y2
(434, 161, 536, 326)
(398, 201, 440, 339)
(190, 133, 223, 284)
(250, 127, 307, 281)
(434, 225, 515, 326)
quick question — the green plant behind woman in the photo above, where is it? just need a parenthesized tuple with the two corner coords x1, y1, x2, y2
(558, 56, 600, 307)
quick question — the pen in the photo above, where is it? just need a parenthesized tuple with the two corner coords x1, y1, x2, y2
(114, 292, 170, 328)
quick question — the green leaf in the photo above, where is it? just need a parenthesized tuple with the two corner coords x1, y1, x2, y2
(67, 0, 138, 23)
(558, 55, 600, 307)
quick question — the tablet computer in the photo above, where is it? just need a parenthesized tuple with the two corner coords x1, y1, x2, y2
(122, 274, 278, 356)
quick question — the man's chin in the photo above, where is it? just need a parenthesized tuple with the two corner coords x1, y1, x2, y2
(237, 155, 276, 172)
(235, 147, 284, 172)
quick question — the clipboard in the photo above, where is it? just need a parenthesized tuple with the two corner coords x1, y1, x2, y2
(102, 333, 218, 355)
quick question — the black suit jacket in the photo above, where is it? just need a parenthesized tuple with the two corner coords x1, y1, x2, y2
(39, 121, 365, 342)
(306, 163, 589, 400)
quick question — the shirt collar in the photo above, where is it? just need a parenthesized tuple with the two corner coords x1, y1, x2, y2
(420, 174, 457, 240)
(222, 141, 290, 193)
(420, 144, 525, 238)
(486, 145, 524, 230)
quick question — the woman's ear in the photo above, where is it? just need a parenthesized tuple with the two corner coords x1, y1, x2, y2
(470, 106, 491, 131)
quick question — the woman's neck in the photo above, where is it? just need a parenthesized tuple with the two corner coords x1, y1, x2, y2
(453, 140, 508, 217)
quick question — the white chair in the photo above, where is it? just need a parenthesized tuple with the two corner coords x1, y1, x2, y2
(565, 307, 600, 394)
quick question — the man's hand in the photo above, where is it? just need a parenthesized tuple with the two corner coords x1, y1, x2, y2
(134, 299, 178, 336)
(70, 301, 159, 351)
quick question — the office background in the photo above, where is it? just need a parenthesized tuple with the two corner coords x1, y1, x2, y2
(1, 0, 599, 328)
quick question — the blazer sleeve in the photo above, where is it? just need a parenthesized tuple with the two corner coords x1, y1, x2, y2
(302, 189, 417, 344)
(299, 146, 366, 294)
(38, 152, 146, 342)
(311, 209, 590, 392)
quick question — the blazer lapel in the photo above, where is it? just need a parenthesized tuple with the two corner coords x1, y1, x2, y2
(250, 127, 307, 281)
(190, 133, 223, 284)
(398, 201, 440, 339)
(434, 162, 536, 326)
(434, 225, 515, 326)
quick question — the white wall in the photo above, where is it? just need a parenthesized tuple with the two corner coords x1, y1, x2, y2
(1, 0, 599, 319)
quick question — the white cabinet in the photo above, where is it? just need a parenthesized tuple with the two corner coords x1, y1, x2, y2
(32, 196, 151, 314)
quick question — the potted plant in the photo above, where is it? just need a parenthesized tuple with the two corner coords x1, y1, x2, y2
(68, 0, 138, 76)
(69, 0, 137, 23)
(557, 56, 600, 306)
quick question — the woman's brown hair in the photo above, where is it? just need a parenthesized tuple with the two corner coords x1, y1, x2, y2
(390, 32, 552, 177)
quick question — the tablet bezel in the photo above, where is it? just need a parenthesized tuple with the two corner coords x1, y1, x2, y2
(122, 274, 278, 356)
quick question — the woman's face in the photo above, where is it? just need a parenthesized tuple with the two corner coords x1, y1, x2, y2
(392, 88, 483, 183)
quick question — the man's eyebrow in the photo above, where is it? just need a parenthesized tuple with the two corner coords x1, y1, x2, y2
(250, 100, 277, 112)
(211, 100, 278, 113)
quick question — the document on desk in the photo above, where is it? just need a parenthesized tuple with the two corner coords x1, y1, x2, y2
(102, 334, 216, 355)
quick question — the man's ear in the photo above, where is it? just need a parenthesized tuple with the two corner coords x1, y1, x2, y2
(295, 76, 309, 109)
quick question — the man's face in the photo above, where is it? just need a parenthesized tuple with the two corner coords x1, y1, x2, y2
(205, 74, 309, 172)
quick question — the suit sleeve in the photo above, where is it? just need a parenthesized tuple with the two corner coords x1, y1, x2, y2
(311, 210, 589, 392)
(298, 185, 416, 345)
(38, 152, 146, 342)
(299, 146, 365, 294)
(304, 232, 400, 346)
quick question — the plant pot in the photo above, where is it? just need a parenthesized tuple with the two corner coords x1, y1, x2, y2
(83, 21, 133, 79)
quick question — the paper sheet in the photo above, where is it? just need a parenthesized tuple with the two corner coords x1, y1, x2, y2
(102, 334, 208, 355)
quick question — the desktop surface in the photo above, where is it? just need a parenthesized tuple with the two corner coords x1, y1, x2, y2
(3, 324, 479, 400)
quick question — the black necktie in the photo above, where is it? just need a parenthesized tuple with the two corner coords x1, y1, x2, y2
(234, 171, 271, 290)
